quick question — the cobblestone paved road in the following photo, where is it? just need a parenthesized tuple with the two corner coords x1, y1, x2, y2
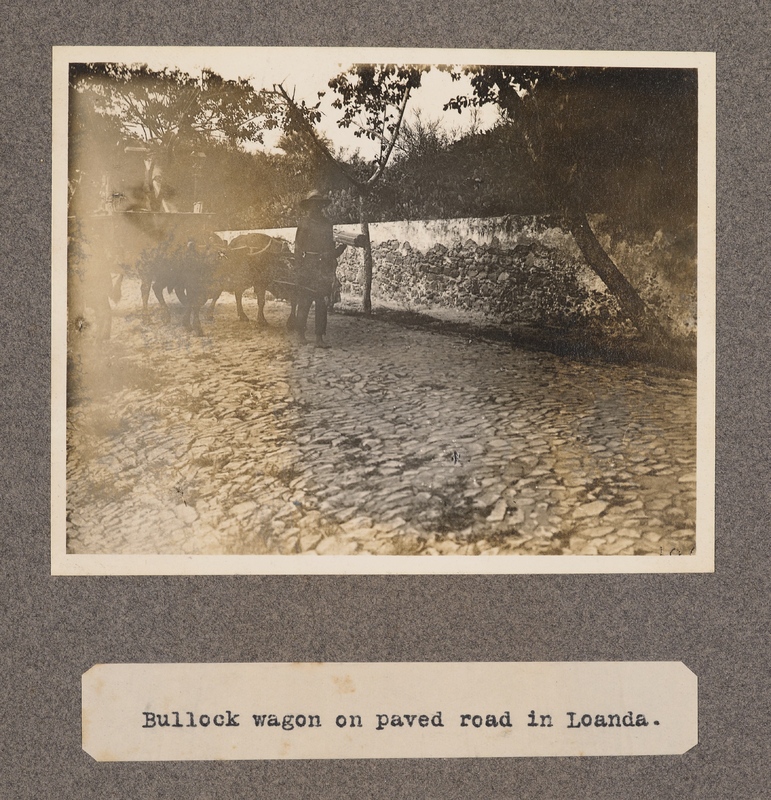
(66, 282, 697, 558)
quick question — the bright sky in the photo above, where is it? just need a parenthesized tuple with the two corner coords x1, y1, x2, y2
(133, 47, 502, 158)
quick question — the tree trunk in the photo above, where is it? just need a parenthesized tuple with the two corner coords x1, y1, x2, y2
(359, 194, 373, 315)
(565, 212, 655, 335)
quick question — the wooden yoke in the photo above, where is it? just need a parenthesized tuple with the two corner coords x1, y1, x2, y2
(334, 230, 367, 249)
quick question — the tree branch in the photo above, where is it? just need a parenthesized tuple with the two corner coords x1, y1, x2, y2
(366, 83, 412, 186)
(271, 83, 364, 190)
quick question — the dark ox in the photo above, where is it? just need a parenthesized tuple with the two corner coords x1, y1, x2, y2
(175, 235, 278, 334)
(135, 234, 217, 330)
(210, 233, 299, 329)
(130, 226, 296, 336)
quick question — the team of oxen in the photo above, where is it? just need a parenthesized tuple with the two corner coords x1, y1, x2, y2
(68, 212, 321, 340)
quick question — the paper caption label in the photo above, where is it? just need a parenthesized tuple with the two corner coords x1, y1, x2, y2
(82, 661, 697, 761)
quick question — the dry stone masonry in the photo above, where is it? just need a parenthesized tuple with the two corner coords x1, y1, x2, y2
(239, 216, 695, 341)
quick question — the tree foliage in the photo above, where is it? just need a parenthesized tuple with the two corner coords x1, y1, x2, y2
(445, 66, 698, 232)
(69, 63, 276, 215)
(70, 63, 272, 153)
(265, 64, 429, 191)
(328, 64, 427, 183)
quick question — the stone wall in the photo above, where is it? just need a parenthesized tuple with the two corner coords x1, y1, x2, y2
(337, 217, 613, 330)
(219, 216, 696, 339)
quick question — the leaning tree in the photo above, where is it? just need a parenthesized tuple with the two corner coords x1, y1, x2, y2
(444, 65, 698, 338)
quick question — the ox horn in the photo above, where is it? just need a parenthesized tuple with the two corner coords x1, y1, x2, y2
(247, 238, 275, 257)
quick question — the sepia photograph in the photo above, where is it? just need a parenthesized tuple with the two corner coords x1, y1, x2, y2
(51, 47, 715, 574)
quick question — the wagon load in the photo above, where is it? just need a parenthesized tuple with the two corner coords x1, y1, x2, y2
(333, 230, 367, 249)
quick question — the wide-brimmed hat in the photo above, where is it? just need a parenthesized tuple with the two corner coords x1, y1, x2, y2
(300, 190, 331, 206)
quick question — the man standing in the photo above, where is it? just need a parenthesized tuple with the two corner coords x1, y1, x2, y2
(294, 190, 346, 347)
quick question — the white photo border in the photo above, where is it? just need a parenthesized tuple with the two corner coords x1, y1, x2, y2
(51, 47, 716, 575)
